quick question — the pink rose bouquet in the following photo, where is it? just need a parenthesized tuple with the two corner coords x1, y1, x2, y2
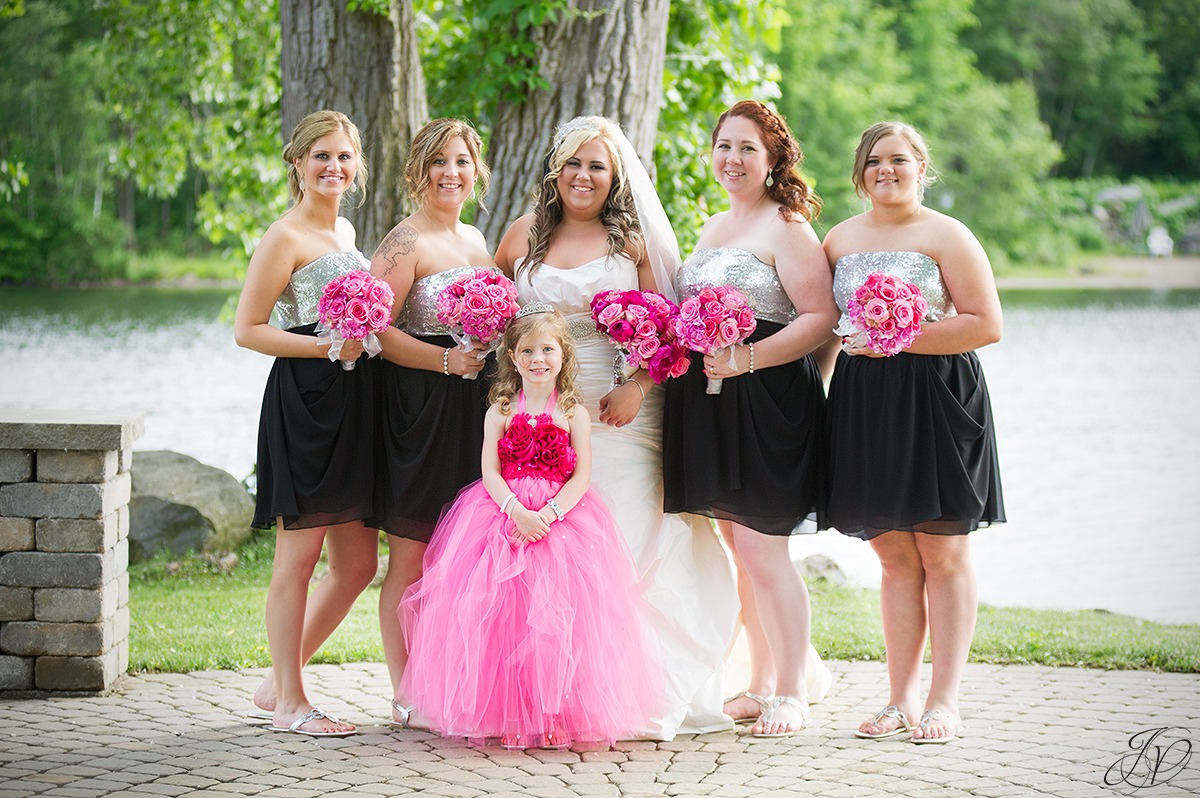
(673, 285, 757, 394)
(435, 268, 520, 379)
(316, 269, 395, 371)
(838, 272, 929, 356)
(590, 289, 691, 386)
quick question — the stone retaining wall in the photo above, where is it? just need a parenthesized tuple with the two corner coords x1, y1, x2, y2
(0, 410, 143, 692)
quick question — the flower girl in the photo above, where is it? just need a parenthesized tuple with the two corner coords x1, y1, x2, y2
(400, 303, 660, 749)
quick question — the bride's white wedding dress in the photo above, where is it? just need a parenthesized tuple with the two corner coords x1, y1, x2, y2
(517, 254, 739, 738)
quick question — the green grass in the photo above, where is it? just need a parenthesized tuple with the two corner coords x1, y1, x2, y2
(129, 538, 1200, 674)
(126, 251, 245, 284)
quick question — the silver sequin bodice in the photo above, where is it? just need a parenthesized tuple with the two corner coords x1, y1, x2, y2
(832, 251, 953, 333)
(676, 247, 796, 325)
(273, 251, 371, 330)
(396, 265, 501, 335)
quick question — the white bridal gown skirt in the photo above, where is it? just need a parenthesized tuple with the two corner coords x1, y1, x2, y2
(576, 334, 740, 738)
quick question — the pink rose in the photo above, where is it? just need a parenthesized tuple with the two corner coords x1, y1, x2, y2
(635, 320, 658, 339)
(464, 292, 491, 314)
(367, 305, 390, 332)
(863, 298, 889, 323)
(892, 300, 914, 328)
(464, 278, 488, 294)
(716, 317, 740, 347)
(346, 297, 370, 326)
(678, 298, 701, 321)
(875, 280, 899, 303)
(597, 304, 624, 327)
(323, 296, 347, 324)
(634, 337, 659, 360)
(877, 317, 897, 336)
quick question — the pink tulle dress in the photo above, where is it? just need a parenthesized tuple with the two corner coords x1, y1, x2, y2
(400, 392, 661, 748)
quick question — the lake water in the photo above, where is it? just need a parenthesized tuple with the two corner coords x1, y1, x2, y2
(2, 286, 1198, 625)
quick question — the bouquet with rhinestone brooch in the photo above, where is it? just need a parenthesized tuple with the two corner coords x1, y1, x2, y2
(590, 289, 690, 387)
(837, 271, 929, 357)
(316, 269, 395, 371)
(435, 268, 520, 379)
(673, 285, 757, 395)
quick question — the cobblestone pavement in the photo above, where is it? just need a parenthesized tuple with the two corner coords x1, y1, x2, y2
(1, 661, 1198, 797)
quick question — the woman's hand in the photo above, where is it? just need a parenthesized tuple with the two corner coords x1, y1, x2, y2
(840, 337, 885, 358)
(447, 340, 488, 377)
(335, 338, 366, 362)
(598, 379, 645, 427)
(509, 503, 550, 544)
(702, 344, 750, 379)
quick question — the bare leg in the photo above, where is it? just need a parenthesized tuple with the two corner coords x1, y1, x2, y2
(857, 532, 925, 737)
(253, 522, 379, 713)
(719, 520, 776, 722)
(267, 522, 354, 734)
(729, 524, 812, 736)
(912, 533, 976, 740)
(379, 536, 428, 722)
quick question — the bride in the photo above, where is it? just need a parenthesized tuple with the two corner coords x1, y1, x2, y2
(495, 116, 739, 739)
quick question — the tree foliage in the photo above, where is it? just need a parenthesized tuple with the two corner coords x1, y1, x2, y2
(779, 0, 1060, 264)
(3, 0, 1197, 285)
(95, 0, 282, 254)
(0, 0, 126, 283)
(964, 0, 1160, 179)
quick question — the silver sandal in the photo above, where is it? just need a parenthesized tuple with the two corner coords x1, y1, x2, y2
(390, 699, 417, 730)
(750, 695, 810, 739)
(854, 705, 913, 739)
(723, 690, 770, 725)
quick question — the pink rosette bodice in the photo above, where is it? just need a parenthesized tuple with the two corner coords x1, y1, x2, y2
(498, 412, 577, 483)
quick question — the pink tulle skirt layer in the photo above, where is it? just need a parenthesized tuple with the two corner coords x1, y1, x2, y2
(401, 477, 661, 747)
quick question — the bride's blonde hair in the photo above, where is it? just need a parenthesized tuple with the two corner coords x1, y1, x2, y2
(489, 307, 581, 418)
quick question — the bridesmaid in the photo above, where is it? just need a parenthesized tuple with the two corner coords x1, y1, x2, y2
(369, 118, 495, 728)
(234, 110, 379, 737)
(824, 121, 1004, 744)
(662, 100, 838, 738)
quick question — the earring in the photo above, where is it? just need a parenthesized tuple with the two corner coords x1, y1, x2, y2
(765, 174, 774, 188)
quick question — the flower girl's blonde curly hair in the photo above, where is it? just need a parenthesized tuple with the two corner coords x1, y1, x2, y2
(489, 306, 581, 418)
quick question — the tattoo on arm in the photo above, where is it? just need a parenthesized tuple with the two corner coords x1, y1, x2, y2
(378, 225, 418, 275)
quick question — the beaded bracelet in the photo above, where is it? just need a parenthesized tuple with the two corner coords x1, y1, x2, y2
(545, 498, 565, 522)
(442, 347, 451, 376)
(747, 342, 755, 374)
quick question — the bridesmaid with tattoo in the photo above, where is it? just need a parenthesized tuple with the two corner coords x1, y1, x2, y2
(369, 118, 497, 728)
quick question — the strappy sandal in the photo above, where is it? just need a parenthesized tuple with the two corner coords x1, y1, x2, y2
(911, 708, 961, 744)
(390, 699, 420, 730)
(750, 695, 810, 739)
(724, 690, 770, 725)
(269, 708, 356, 737)
(854, 705, 913, 739)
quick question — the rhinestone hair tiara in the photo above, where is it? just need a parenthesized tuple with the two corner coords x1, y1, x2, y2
(513, 301, 556, 320)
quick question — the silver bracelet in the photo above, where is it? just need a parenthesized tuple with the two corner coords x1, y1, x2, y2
(629, 379, 646, 400)
(499, 491, 517, 515)
(442, 348, 451, 376)
(545, 498, 565, 522)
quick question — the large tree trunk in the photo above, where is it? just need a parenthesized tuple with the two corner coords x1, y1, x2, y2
(476, 0, 671, 248)
(280, 0, 427, 254)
